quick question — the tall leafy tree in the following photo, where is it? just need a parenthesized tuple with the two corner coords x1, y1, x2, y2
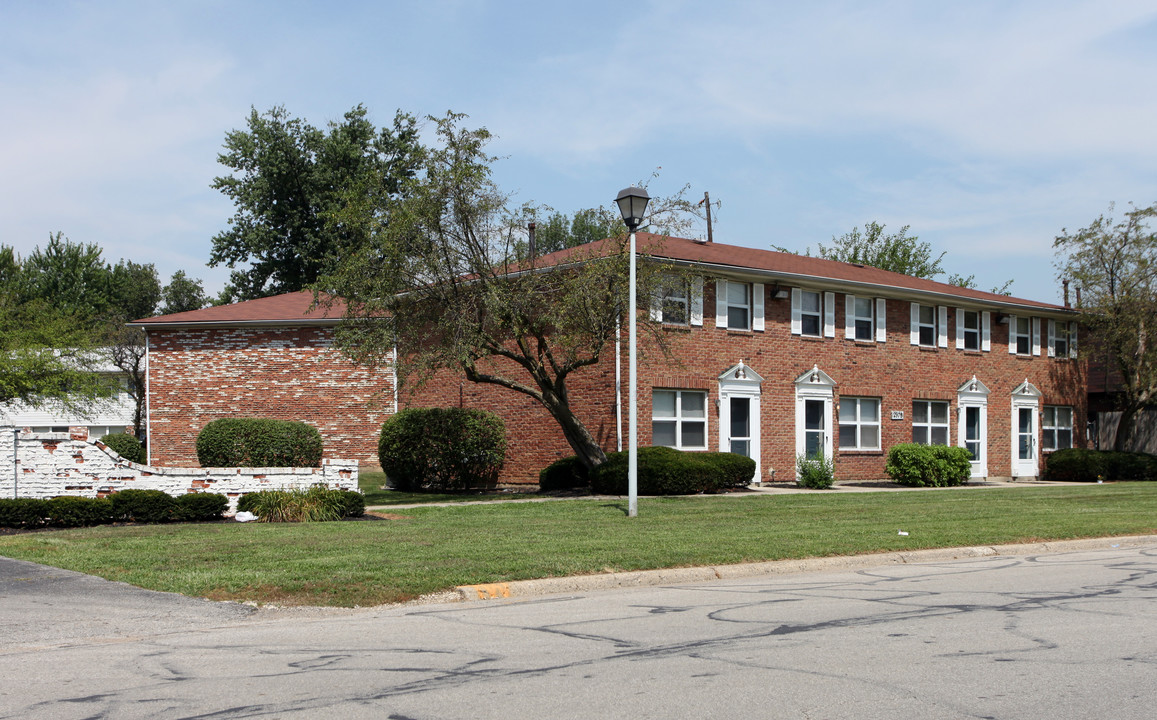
(209, 105, 422, 301)
(817, 222, 945, 278)
(1055, 201, 1157, 450)
(160, 270, 208, 315)
(529, 207, 622, 257)
(321, 113, 696, 470)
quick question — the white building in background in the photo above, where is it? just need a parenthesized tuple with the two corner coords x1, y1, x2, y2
(0, 354, 139, 441)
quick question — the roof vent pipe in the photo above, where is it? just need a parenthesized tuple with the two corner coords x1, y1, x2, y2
(1063, 279, 1070, 308)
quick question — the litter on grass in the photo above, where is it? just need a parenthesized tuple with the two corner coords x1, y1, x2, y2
(897, 530, 909, 536)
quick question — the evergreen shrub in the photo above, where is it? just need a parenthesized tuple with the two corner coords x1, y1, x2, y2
(174, 492, 229, 522)
(378, 408, 506, 492)
(886, 444, 972, 487)
(1045, 448, 1157, 482)
(539, 455, 590, 491)
(110, 488, 177, 523)
(99, 433, 145, 464)
(589, 447, 756, 495)
(0, 498, 49, 529)
(196, 418, 323, 468)
(45, 496, 113, 527)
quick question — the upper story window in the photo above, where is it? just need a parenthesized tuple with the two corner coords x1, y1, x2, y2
(799, 290, 822, 337)
(726, 281, 751, 330)
(1049, 320, 1077, 359)
(912, 400, 950, 445)
(910, 304, 946, 347)
(652, 389, 708, 450)
(715, 280, 763, 331)
(838, 397, 880, 450)
(845, 295, 884, 342)
(660, 279, 689, 325)
(961, 310, 980, 351)
(652, 276, 703, 326)
(1009, 315, 1040, 356)
(1042, 406, 1073, 450)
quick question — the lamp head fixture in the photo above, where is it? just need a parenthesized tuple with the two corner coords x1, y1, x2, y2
(615, 186, 651, 232)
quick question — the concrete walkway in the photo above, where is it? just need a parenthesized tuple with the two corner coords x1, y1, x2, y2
(366, 476, 1083, 511)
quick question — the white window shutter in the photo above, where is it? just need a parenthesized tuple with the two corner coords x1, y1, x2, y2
(955, 308, 964, 349)
(938, 306, 948, 348)
(876, 298, 886, 342)
(690, 277, 704, 326)
(910, 303, 920, 345)
(1032, 317, 1041, 356)
(1070, 322, 1078, 359)
(791, 288, 801, 335)
(1047, 319, 1056, 357)
(752, 283, 765, 332)
(715, 280, 727, 329)
(845, 295, 855, 339)
(824, 292, 835, 338)
(1008, 314, 1017, 354)
(982, 311, 991, 351)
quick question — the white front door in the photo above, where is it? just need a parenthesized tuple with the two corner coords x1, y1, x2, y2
(794, 366, 836, 475)
(961, 405, 987, 478)
(1011, 380, 1042, 478)
(718, 362, 763, 484)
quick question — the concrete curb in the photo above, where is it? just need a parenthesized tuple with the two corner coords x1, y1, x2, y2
(454, 534, 1157, 602)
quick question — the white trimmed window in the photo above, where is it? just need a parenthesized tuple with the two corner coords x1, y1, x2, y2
(1042, 406, 1073, 451)
(715, 280, 763, 331)
(798, 290, 822, 337)
(838, 397, 880, 450)
(845, 295, 882, 341)
(1048, 320, 1077, 359)
(652, 390, 707, 450)
(960, 310, 981, 351)
(912, 400, 950, 445)
(910, 304, 948, 347)
(1011, 316, 1032, 355)
(659, 278, 689, 325)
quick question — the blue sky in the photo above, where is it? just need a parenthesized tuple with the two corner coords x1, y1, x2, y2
(3, 0, 1155, 304)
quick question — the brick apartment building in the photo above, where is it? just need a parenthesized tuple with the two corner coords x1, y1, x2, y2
(134, 234, 1085, 484)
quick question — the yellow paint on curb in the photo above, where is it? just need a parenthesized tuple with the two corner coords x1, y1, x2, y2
(462, 582, 511, 600)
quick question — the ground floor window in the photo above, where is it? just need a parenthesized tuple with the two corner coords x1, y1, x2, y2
(652, 389, 707, 450)
(1042, 406, 1073, 450)
(912, 400, 949, 445)
(839, 397, 880, 450)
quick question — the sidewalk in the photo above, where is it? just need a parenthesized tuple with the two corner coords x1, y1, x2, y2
(365, 476, 1083, 511)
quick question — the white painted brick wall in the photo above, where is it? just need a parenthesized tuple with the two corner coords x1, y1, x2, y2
(0, 427, 359, 512)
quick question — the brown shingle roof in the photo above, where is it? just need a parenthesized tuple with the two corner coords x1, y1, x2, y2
(531, 233, 1068, 312)
(131, 291, 345, 327)
(135, 234, 1068, 327)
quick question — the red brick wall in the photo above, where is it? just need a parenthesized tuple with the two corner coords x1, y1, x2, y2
(408, 283, 1086, 484)
(146, 326, 395, 467)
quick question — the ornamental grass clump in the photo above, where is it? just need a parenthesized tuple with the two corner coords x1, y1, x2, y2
(236, 486, 362, 522)
(796, 451, 835, 489)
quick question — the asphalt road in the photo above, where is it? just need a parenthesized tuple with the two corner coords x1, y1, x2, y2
(2, 543, 1156, 719)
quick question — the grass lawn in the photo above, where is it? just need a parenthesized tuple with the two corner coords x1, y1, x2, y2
(358, 471, 548, 505)
(1, 484, 1155, 607)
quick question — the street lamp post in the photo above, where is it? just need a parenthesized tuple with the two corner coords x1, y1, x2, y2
(615, 186, 650, 518)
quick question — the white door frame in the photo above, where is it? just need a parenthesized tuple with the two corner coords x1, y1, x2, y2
(794, 365, 835, 473)
(957, 376, 989, 479)
(1011, 379, 1042, 478)
(718, 361, 763, 483)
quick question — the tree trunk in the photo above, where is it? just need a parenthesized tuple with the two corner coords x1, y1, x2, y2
(540, 391, 608, 470)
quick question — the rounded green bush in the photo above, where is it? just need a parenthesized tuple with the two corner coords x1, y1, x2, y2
(796, 451, 835, 489)
(175, 493, 229, 522)
(0, 498, 49, 529)
(110, 489, 178, 523)
(589, 447, 755, 495)
(378, 408, 506, 492)
(1045, 448, 1157, 482)
(99, 433, 145, 464)
(886, 444, 972, 487)
(45, 496, 113, 528)
(196, 418, 323, 468)
(539, 455, 590, 491)
(340, 489, 366, 518)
